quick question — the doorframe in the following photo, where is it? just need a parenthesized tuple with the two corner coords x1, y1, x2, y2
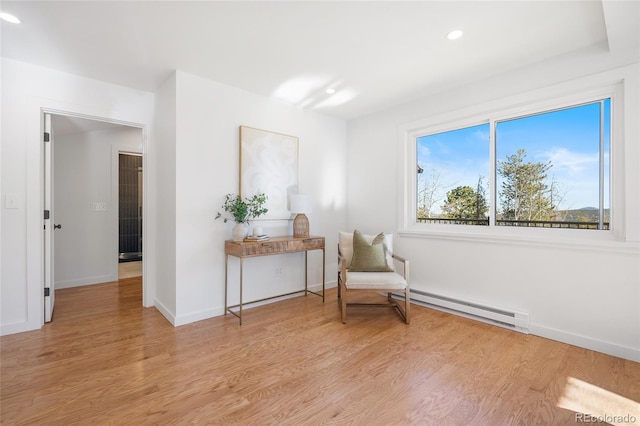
(40, 108, 152, 318)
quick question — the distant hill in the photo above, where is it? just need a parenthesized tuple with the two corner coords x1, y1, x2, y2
(558, 208, 609, 222)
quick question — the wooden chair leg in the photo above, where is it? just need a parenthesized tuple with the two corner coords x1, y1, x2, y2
(341, 282, 347, 324)
(404, 288, 410, 324)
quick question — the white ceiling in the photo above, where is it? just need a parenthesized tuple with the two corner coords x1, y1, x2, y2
(1, 1, 638, 120)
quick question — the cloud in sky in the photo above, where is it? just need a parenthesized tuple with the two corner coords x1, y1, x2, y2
(533, 147, 606, 209)
(538, 147, 599, 176)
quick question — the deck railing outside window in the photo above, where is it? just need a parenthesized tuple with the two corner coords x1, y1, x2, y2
(417, 217, 609, 230)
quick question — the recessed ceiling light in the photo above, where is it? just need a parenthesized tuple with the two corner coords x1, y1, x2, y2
(447, 30, 463, 40)
(325, 88, 336, 95)
(0, 12, 21, 24)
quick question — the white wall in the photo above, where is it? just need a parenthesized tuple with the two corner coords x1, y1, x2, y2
(170, 71, 347, 325)
(153, 73, 177, 319)
(0, 58, 155, 335)
(53, 126, 142, 289)
(347, 56, 640, 361)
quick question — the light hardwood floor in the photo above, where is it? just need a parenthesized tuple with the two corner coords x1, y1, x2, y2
(1, 279, 639, 425)
(118, 260, 142, 279)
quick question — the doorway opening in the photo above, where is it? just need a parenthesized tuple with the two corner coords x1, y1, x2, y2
(46, 112, 146, 322)
(118, 152, 143, 279)
(119, 153, 143, 263)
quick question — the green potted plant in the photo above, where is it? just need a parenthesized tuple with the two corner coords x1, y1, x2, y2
(216, 193, 268, 240)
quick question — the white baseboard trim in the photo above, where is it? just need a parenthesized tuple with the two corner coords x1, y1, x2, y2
(154, 302, 227, 327)
(174, 307, 223, 327)
(0, 320, 41, 336)
(56, 274, 117, 289)
(308, 279, 337, 293)
(530, 324, 640, 362)
(155, 279, 338, 328)
(153, 298, 177, 326)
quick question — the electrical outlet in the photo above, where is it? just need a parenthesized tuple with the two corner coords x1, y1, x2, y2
(274, 267, 283, 277)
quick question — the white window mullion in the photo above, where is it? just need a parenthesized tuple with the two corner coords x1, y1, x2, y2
(489, 119, 497, 227)
(599, 100, 605, 230)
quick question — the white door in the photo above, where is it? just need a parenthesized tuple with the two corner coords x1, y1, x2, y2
(44, 113, 55, 322)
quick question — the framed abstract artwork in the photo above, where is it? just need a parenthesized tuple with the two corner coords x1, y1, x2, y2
(239, 126, 298, 220)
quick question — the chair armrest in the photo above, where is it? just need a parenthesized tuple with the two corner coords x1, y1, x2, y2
(391, 253, 410, 281)
(338, 254, 348, 275)
(338, 253, 348, 290)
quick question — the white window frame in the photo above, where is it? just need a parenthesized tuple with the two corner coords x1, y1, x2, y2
(398, 81, 625, 247)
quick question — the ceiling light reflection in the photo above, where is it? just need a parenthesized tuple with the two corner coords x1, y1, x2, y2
(273, 77, 355, 110)
(447, 30, 463, 40)
(273, 76, 328, 105)
(314, 89, 356, 109)
(0, 12, 21, 24)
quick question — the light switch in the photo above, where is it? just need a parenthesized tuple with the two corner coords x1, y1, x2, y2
(92, 202, 107, 212)
(4, 194, 18, 209)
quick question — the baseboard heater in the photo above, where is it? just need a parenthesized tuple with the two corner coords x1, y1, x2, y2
(405, 288, 529, 333)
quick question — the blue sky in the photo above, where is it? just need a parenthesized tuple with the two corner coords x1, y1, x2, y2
(417, 99, 610, 215)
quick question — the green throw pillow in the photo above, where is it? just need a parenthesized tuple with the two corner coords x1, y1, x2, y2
(349, 230, 394, 272)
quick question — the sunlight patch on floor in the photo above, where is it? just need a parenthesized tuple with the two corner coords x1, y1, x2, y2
(557, 377, 639, 425)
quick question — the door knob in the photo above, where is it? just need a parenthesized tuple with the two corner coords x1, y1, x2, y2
(54, 224, 62, 229)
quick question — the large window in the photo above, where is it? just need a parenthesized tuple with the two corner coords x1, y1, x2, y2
(416, 99, 610, 230)
(417, 124, 490, 225)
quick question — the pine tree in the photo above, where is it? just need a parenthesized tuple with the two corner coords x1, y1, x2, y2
(497, 149, 555, 221)
(441, 179, 488, 220)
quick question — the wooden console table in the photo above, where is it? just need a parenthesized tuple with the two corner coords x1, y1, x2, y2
(224, 236, 325, 324)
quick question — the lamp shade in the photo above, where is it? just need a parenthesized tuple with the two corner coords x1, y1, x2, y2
(290, 194, 312, 214)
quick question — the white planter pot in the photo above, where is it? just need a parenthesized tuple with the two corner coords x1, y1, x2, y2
(232, 222, 249, 241)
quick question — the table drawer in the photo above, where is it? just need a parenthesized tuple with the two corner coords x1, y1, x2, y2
(288, 238, 324, 252)
(244, 240, 289, 256)
(226, 240, 288, 257)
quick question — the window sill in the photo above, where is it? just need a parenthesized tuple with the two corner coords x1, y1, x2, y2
(398, 225, 640, 255)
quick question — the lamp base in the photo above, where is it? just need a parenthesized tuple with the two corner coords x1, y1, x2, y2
(293, 213, 309, 238)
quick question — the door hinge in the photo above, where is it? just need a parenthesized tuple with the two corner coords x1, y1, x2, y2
(44, 210, 50, 220)
(44, 287, 50, 297)
(44, 132, 50, 142)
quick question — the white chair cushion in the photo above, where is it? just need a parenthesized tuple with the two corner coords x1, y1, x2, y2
(339, 231, 394, 269)
(345, 271, 407, 290)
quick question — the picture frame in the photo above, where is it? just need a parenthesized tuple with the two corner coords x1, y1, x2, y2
(239, 126, 298, 221)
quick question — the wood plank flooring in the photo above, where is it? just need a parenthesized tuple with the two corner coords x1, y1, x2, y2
(118, 260, 142, 279)
(1, 278, 639, 425)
